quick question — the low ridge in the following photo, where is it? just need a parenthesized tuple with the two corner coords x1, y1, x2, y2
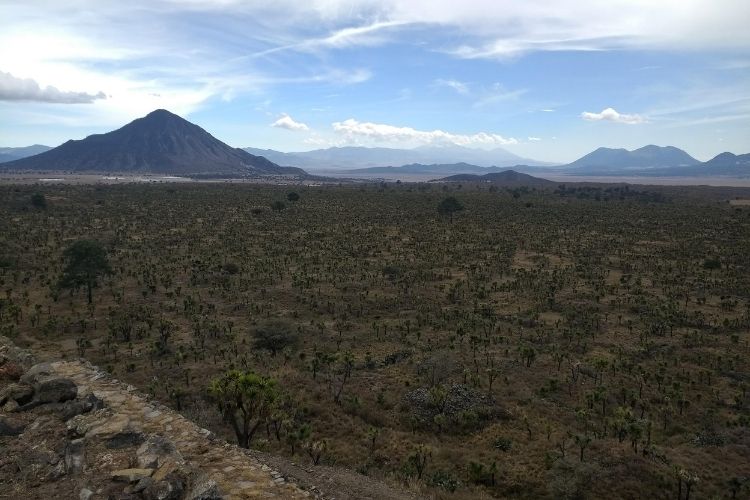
(0, 145, 53, 163)
(438, 169, 555, 186)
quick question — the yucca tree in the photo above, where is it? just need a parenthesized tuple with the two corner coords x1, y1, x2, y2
(209, 369, 279, 448)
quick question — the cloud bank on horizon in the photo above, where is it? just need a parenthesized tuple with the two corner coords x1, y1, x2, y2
(0, 0, 748, 161)
(332, 118, 518, 147)
(0, 71, 107, 104)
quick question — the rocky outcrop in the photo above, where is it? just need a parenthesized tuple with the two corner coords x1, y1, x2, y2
(0, 337, 415, 500)
(0, 337, 310, 499)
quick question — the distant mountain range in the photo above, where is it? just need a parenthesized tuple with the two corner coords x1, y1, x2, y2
(566, 145, 699, 172)
(0, 145, 52, 163)
(1, 110, 305, 178)
(561, 146, 749, 177)
(665, 152, 750, 176)
(243, 145, 554, 170)
(3, 126, 748, 180)
(335, 145, 749, 179)
(439, 169, 555, 187)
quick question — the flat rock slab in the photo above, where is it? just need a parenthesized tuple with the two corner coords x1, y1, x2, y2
(112, 468, 155, 482)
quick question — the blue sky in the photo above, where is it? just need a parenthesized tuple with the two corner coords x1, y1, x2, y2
(0, 0, 748, 162)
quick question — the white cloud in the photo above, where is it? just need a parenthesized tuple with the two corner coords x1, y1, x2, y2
(434, 79, 469, 95)
(0, 71, 105, 103)
(331, 118, 517, 146)
(271, 113, 309, 131)
(528, 136, 542, 141)
(581, 107, 646, 125)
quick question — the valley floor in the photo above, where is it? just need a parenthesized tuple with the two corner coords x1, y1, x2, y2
(1, 181, 749, 498)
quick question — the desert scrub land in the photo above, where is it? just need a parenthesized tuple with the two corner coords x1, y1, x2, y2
(1, 182, 749, 499)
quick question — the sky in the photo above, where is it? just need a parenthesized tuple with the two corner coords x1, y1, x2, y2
(0, 1, 749, 162)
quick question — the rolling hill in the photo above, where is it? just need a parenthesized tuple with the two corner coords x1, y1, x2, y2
(438, 169, 555, 187)
(2, 110, 306, 177)
(340, 162, 509, 175)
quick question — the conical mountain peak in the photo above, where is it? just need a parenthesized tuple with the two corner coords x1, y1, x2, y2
(1, 110, 306, 178)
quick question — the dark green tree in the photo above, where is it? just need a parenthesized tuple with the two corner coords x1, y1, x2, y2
(287, 191, 300, 202)
(30, 193, 47, 209)
(253, 320, 299, 356)
(437, 196, 464, 222)
(270, 200, 286, 212)
(702, 258, 721, 271)
(59, 240, 112, 304)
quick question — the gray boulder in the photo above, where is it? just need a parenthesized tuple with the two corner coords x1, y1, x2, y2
(188, 477, 223, 500)
(137, 434, 182, 468)
(35, 377, 77, 404)
(0, 415, 25, 436)
(19, 362, 54, 385)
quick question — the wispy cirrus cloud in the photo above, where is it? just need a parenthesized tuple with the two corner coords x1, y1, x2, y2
(332, 118, 518, 146)
(581, 107, 646, 125)
(643, 82, 750, 126)
(389, 0, 750, 59)
(434, 79, 469, 95)
(473, 83, 527, 108)
(252, 20, 408, 58)
(165, 0, 750, 57)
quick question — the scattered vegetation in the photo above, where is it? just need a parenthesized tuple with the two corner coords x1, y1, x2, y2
(1, 181, 749, 498)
